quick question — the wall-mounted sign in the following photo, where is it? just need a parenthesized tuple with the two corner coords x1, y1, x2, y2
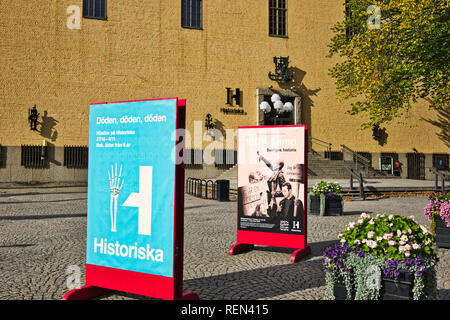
(221, 87, 247, 115)
(63, 98, 198, 300)
(229, 125, 310, 263)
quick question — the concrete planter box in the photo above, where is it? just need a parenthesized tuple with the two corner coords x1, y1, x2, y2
(309, 194, 343, 216)
(435, 215, 450, 249)
(380, 270, 414, 300)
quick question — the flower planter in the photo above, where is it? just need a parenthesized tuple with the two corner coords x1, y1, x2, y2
(333, 278, 355, 300)
(381, 270, 414, 300)
(310, 195, 320, 215)
(325, 197, 343, 216)
(309, 194, 343, 216)
(323, 214, 438, 300)
(435, 215, 450, 249)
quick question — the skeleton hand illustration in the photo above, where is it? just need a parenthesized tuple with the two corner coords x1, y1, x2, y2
(108, 163, 124, 232)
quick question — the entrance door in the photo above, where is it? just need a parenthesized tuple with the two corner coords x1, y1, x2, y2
(407, 153, 425, 180)
(262, 95, 295, 126)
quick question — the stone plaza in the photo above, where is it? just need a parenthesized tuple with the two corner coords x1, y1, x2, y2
(0, 183, 448, 300)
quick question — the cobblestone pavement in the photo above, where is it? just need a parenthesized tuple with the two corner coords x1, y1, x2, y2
(0, 187, 448, 300)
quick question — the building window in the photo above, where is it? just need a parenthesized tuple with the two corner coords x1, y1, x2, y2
(83, 0, 107, 20)
(64, 146, 89, 169)
(182, 0, 202, 29)
(269, 0, 287, 37)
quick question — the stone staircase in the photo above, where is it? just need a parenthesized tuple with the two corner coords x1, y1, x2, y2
(307, 151, 387, 179)
(214, 151, 388, 181)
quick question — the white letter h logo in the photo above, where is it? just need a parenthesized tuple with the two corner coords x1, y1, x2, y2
(122, 166, 153, 236)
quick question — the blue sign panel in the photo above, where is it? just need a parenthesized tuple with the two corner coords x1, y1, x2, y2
(86, 99, 177, 278)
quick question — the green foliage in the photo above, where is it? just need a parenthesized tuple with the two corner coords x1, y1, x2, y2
(311, 181, 343, 195)
(328, 0, 450, 129)
(338, 213, 435, 260)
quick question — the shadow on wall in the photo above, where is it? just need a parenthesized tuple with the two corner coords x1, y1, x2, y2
(279, 67, 321, 135)
(422, 108, 450, 149)
(45, 141, 61, 166)
(39, 111, 59, 142)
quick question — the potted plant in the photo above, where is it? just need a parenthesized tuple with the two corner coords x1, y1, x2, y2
(424, 191, 450, 248)
(309, 181, 344, 216)
(322, 213, 438, 300)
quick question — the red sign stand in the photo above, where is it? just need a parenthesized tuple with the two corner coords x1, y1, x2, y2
(63, 98, 198, 300)
(229, 125, 311, 263)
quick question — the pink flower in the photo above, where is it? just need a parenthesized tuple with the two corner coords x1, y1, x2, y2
(377, 236, 383, 241)
(367, 231, 375, 239)
(366, 240, 377, 248)
(388, 240, 396, 246)
(401, 235, 408, 242)
(412, 243, 421, 250)
(354, 240, 361, 245)
(369, 219, 375, 225)
(383, 233, 393, 240)
(397, 230, 402, 237)
(405, 251, 411, 257)
(361, 212, 370, 218)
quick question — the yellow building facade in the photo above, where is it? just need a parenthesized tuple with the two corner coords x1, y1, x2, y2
(0, 0, 448, 182)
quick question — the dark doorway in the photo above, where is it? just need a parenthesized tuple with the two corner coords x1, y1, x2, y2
(407, 153, 425, 180)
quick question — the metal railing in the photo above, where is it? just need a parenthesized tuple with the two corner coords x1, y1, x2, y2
(310, 137, 332, 158)
(346, 167, 366, 200)
(429, 167, 447, 192)
(341, 144, 371, 176)
(185, 177, 217, 199)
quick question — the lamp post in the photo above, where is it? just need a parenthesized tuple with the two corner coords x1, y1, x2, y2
(259, 94, 294, 125)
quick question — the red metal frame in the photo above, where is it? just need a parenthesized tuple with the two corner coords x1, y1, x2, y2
(63, 98, 198, 300)
(229, 125, 311, 263)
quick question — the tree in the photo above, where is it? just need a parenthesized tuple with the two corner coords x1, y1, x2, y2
(328, 0, 449, 130)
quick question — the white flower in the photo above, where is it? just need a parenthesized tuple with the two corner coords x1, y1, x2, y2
(361, 212, 370, 219)
(401, 235, 408, 242)
(388, 240, 396, 246)
(367, 231, 375, 239)
(407, 228, 412, 234)
(369, 219, 375, 225)
(354, 240, 361, 245)
(389, 215, 394, 220)
(340, 238, 346, 243)
(397, 230, 402, 237)
(412, 243, 421, 250)
(405, 251, 411, 257)
(358, 219, 364, 224)
(377, 236, 383, 241)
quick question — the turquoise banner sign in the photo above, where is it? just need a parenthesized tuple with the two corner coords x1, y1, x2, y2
(86, 99, 177, 278)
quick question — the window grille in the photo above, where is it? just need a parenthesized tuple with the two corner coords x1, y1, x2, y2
(181, 0, 202, 29)
(64, 146, 89, 169)
(83, 0, 107, 20)
(214, 149, 237, 170)
(185, 149, 203, 169)
(269, 0, 287, 37)
(21, 145, 48, 169)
